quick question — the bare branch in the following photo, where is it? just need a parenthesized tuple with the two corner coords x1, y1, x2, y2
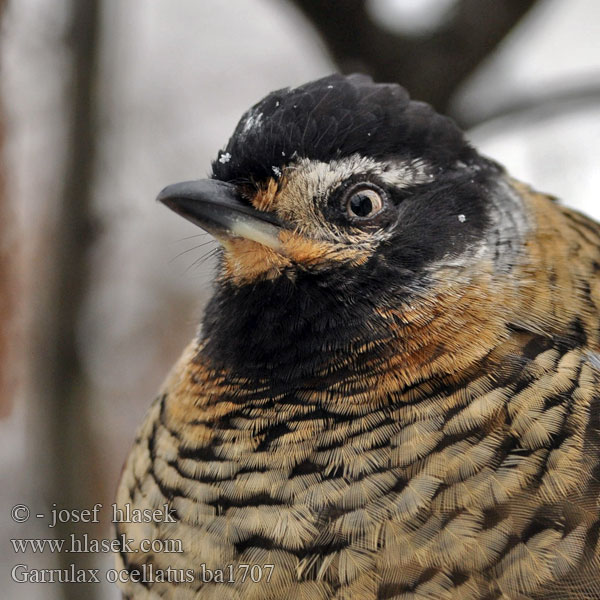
(290, 0, 539, 119)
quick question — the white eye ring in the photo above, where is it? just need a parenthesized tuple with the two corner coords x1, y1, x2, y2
(345, 185, 385, 220)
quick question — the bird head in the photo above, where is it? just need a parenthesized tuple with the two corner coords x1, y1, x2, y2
(158, 74, 529, 378)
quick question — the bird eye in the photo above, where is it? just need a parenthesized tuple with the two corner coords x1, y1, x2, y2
(344, 185, 385, 220)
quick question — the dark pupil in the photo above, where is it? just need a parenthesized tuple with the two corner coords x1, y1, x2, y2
(349, 193, 373, 217)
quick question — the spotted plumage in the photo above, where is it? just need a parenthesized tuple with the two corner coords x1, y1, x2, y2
(115, 74, 600, 599)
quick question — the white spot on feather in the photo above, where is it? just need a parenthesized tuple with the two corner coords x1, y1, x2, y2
(242, 111, 263, 134)
(458, 214, 466, 223)
(587, 351, 600, 370)
(218, 152, 231, 164)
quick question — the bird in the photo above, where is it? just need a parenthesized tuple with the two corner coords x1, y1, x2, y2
(115, 73, 600, 600)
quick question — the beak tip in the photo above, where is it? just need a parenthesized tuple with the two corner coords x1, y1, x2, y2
(156, 184, 179, 207)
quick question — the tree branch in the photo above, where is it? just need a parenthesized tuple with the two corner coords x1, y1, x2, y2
(290, 0, 539, 120)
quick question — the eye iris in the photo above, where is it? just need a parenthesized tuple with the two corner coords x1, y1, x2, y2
(346, 188, 384, 219)
(349, 193, 373, 217)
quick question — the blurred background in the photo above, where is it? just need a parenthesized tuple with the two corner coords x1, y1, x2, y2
(0, 0, 599, 598)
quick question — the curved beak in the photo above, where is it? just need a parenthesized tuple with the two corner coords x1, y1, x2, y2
(157, 179, 284, 251)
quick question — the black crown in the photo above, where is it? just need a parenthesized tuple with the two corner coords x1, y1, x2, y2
(212, 73, 479, 184)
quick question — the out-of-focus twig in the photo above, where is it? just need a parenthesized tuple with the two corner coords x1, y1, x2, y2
(290, 0, 539, 121)
(458, 82, 600, 127)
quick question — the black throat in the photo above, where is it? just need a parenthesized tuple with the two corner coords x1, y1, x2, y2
(199, 265, 400, 388)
